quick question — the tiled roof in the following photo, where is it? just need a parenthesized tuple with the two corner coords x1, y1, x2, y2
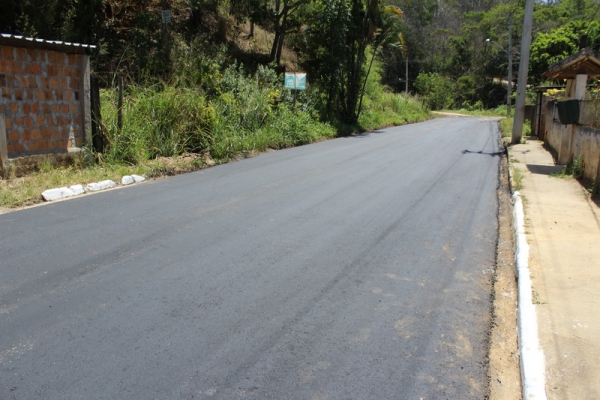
(543, 47, 600, 79)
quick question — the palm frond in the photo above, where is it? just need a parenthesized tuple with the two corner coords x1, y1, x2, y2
(383, 5, 404, 19)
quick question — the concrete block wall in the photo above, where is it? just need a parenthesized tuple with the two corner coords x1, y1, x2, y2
(580, 100, 600, 129)
(0, 44, 87, 157)
(544, 100, 561, 153)
(543, 95, 600, 182)
(571, 125, 600, 180)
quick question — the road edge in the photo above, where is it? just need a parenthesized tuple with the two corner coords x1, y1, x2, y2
(488, 140, 521, 400)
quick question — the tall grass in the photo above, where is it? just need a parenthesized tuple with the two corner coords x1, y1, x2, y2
(100, 64, 338, 164)
(101, 85, 215, 164)
(359, 92, 430, 130)
(499, 117, 531, 139)
(358, 60, 430, 130)
(2, 44, 431, 209)
(100, 55, 429, 166)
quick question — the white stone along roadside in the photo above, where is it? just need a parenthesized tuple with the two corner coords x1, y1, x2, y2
(41, 175, 146, 202)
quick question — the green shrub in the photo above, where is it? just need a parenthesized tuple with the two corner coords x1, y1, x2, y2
(98, 60, 427, 167)
(101, 85, 215, 164)
(414, 72, 455, 110)
(455, 75, 476, 108)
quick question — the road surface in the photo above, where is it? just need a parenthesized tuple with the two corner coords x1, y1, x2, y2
(1, 117, 501, 399)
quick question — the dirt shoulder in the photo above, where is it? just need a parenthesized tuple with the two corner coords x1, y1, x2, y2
(488, 141, 522, 400)
(508, 138, 600, 399)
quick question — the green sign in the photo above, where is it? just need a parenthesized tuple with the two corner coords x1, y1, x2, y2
(284, 73, 307, 90)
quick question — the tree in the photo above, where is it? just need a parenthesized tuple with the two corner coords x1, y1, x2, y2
(269, 0, 314, 65)
(299, 0, 404, 124)
(414, 72, 455, 110)
(530, 20, 600, 83)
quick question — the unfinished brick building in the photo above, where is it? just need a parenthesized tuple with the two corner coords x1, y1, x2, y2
(0, 34, 95, 176)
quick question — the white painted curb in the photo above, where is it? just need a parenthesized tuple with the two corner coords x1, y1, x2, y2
(42, 176, 146, 201)
(512, 191, 547, 399)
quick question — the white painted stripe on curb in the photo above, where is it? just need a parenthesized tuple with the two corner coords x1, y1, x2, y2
(512, 191, 547, 399)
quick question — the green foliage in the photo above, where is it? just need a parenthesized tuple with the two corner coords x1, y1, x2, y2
(358, 61, 430, 128)
(553, 156, 585, 179)
(298, 0, 406, 124)
(100, 63, 341, 165)
(101, 85, 215, 164)
(512, 167, 524, 191)
(359, 92, 431, 130)
(455, 75, 477, 108)
(530, 20, 600, 83)
(499, 118, 513, 138)
(414, 73, 454, 110)
(499, 117, 532, 139)
(171, 38, 225, 90)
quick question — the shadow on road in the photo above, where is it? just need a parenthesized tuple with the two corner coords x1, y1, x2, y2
(462, 149, 505, 157)
(345, 130, 387, 138)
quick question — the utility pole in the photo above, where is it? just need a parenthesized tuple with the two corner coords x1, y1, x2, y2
(512, 0, 534, 144)
(507, 13, 512, 118)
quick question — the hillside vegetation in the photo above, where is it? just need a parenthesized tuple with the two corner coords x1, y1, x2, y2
(1, 0, 598, 207)
(3, 0, 598, 111)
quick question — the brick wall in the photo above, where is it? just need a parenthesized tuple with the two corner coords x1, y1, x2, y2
(0, 44, 87, 157)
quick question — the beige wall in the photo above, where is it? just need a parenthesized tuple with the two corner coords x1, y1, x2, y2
(543, 96, 600, 182)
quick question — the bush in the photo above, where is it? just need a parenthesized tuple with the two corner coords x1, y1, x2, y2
(455, 75, 476, 108)
(476, 81, 506, 109)
(101, 85, 215, 164)
(98, 56, 429, 167)
(414, 72, 455, 110)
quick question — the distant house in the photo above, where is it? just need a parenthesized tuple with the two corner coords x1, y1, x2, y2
(0, 34, 95, 176)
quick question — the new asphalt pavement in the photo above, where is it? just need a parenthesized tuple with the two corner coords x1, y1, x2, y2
(1, 116, 502, 399)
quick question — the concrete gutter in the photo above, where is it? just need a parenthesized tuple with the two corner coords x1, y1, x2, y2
(512, 190, 547, 399)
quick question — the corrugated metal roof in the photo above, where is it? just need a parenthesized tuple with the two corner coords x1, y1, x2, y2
(0, 33, 96, 54)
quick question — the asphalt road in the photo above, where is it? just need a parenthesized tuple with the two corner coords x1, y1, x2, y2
(1, 116, 502, 399)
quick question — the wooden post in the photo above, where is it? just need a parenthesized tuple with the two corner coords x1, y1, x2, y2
(117, 74, 124, 134)
(566, 74, 587, 163)
(80, 55, 92, 148)
(405, 56, 408, 95)
(90, 74, 103, 153)
(0, 114, 9, 178)
(596, 155, 600, 195)
(507, 12, 512, 118)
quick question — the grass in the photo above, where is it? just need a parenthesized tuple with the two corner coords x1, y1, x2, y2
(356, 60, 431, 131)
(359, 93, 431, 130)
(512, 167, 525, 191)
(499, 118, 513, 137)
(499, 117, 532, 139)
(0, 155, 213, 208)
(532, 290, 546, 305)
(438, 108, 505, 117)
(551, 157, 584, 180)
(1, 63, 431, 209)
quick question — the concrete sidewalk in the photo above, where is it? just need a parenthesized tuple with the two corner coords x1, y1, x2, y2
(508, 138, 600, 399)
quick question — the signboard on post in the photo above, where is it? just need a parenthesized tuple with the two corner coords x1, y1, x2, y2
(284, 73, 307, 90)
(162, 10, 172, 24)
